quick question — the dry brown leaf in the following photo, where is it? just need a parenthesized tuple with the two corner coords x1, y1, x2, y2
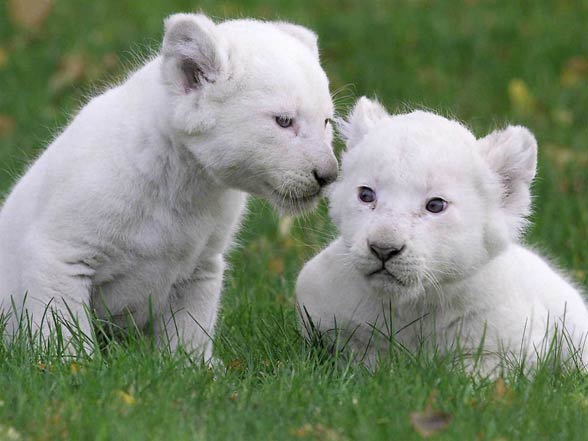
(8, 0, 54, 30)
(551, 108, 574, 127)
(70, 362, 81, 375)
(49, 53, 87, 93)
(0, 48, 8, 69)
(410, 409, 452, 437)
(290, 423, 343, 440)
(268, 257, 285, 275)
(561, 56, 588, 87)
(102, 53, 119, 71)
(493, 377, 513, 404)
(0, 115, 16, 137)
(291, 423, 313, 437)
(227, 359, 245, 371)
(544, 144, 588, 168)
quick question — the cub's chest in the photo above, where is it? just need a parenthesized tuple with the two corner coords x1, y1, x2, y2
(132, 206, 218, 266)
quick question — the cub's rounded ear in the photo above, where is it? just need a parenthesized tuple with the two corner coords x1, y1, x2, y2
(337, 97, 389, 150)
(161, 13, 229, 93)
(478, 125, 538, 233)
(274, 22, 319, 58)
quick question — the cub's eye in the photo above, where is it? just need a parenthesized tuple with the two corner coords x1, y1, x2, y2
(426, 197, 448, 214)
(324, 118, 332, 127)
(358, 186, 376, 204)
(275, 115, 293, 128)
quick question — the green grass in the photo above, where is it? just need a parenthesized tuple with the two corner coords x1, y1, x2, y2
(1, 0, 588, 439)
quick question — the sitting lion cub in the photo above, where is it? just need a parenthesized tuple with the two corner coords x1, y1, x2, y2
(0, 13, 338, 357)
(296, 97, 588, 374)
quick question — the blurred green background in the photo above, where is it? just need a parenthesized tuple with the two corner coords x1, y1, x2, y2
(1, 1, 588, 439)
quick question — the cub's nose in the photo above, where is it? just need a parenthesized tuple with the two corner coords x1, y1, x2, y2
(312, 169, 337, 188)
(369, 242, 406, 262)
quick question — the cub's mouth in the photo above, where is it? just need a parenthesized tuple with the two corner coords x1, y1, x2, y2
(367, 267, 408, 286)
(265, 183, 322, 214)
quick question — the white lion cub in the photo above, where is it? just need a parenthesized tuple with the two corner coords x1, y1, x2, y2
(297, 97, 588, 374)
(0, 13, 338, 358)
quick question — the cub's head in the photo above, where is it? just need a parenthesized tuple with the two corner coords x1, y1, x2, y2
(330, 97, 537, 301)
(160, 13, 337, 214)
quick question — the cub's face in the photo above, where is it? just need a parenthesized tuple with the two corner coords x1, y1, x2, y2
(161, 14, 337, 214)
(330, 100, 537, 302)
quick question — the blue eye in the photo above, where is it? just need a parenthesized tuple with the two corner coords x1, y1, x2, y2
(275, 115, 293, 128)
(358, 186, 376, 204)
(426, 197, 448, 213)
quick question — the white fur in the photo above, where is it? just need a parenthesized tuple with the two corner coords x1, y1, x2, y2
(297, 97, 588, 375)
(0, 13, 338, 358)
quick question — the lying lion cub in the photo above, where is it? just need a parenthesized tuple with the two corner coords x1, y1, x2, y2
(297, 97, 588, 374)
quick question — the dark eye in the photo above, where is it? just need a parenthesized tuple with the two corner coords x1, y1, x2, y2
(358, 186, 376, 204)
(324, 118, 331, 127)
(275, 115, 293, 128)
(426, 197, 448, 213)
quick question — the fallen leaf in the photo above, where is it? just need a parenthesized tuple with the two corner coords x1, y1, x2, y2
(0, 115, 16, 137)
(493, 377, 512, 403)
(291, 423, 313, 437)
(561, 56, 588, 87)
(49, 53, 88, 94)
(8, 0, 54, 30)
(117, 390, 136, 405)
(273, 292, 289, 305)
(268, 257, 285, 275)
(410, 409, 452, 437)
(227, 359, 245, 371)
(551, 108, 574, 127)
(290, 423, 343, 440)
(102, 53, 119, 71)
(544, 144, 588, 168)
(508, 78, 536, 115)
(228, 392, 238, 402)
(0, 48, 8, 69)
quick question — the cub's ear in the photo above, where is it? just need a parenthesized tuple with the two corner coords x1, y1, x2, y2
(161, 13, 229, 93)
(478, 125, 538, 232)
(274, 22, 319, 58)
(337, 97, 389, 150)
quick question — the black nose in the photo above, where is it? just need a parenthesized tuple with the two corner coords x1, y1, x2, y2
(369, 243, 406, 262)
(313, 169, 337, 188)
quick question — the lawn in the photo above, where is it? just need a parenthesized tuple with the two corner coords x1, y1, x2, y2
(1, 0, 588, 439)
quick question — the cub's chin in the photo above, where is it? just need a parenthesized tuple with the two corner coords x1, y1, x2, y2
(367, 271, 424, 302)
(264, 187, 323, 216)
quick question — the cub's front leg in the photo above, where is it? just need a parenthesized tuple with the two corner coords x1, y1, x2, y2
(7, 239, 95, 354)
(155, 254, 224, 361)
